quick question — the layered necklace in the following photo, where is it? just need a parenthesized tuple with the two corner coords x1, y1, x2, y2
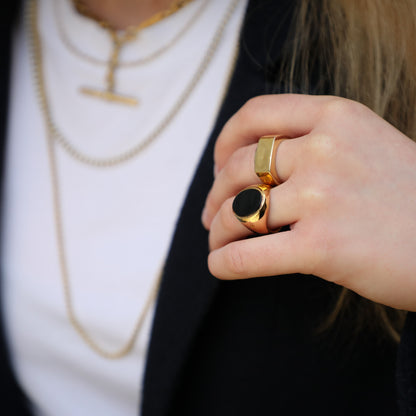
(54, 0, 208, 72)
(36, 0, 240, 168)
(27, 0, 241, 359)
(72, 0, 195, 106)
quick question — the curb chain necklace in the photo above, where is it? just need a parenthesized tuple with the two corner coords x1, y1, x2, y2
(54, 0, 209, 68)
(28, 0, 241, 358)
(34, 0, 241, 168)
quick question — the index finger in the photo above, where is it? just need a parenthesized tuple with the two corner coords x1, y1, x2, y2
(214, 94, 334, 173)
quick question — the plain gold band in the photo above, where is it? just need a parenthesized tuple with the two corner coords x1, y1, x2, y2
(255, 135, 287, 186)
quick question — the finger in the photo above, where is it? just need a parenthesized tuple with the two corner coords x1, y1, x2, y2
(214, 94, 335, 173)
(208, 229, 311, 279)
(209, 182, 301, 251)
(208, 198, 253, 251)
(203, 136, 306, 229)
(202, 143, 260, 229)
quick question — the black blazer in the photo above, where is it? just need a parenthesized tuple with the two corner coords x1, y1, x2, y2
(1, 1, 416, 415)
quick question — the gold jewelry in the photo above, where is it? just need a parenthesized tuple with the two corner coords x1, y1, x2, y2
(233, 184, 273, 234)
(27, 0, 240, 358)
(55, 0, 209, 68)
(27, 0, 162, 359)
(72, 0, 194, 30)
(73, 0, 195, 105)
(31, 0, 241, 168)
(255, 135, 287, 186)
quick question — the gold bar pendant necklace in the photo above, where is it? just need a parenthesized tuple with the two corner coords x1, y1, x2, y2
(75, 0, 195, 106)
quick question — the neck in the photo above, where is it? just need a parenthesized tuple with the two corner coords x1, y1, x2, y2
(75, 0, 176, 30)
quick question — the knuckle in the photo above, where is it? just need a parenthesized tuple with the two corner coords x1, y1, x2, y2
(222, 147, 249, 179)
(234, 96, 270, 127)
(224, 244, 247, 276)
(209, 199, 240, 251)
(307, 133, 338, 161)
(299, 184, 327, 209)
(204, 191, 218, 218)
(219, 199, 239, 233)
(216, 145, 250, 175)
(321, 98, 351, 119)
(213, 136, 226, 167)
(321, 97, 369, 121)
(240, 96, 266, 118)
(213, 138, 229, 172)
(213, 119, 247, 169)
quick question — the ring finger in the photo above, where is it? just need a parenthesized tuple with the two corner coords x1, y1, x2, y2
(208, 181, 301, 251)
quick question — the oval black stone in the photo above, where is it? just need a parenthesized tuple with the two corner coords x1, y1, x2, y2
(232, 188, 262, 217)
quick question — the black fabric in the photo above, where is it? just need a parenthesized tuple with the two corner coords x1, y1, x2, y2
(142, 2, 296, 414)
(0, 1, 414, 415)
(0, 2, 32, 414)
(398, 312, 416, 415)
(168, 277, 399, 415)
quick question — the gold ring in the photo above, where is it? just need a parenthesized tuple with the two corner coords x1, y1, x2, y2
(255, 135, 287, 186)
(232, 184, 272, 234)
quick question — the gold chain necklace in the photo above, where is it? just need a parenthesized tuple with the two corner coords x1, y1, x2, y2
(73, 0, 195, 105)
(33, 0, 241, 168)
(54, 0, 209, 68)
(28, 0, 241, 359)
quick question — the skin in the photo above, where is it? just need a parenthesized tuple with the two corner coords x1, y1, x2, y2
(202, 94, 416, 312)
(79, 0, 174, 29)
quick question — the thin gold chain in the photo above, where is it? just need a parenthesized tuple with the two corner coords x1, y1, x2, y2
(54, 0, 209, 67)
(33, 0, 241, 168)
(29, 0, 163, 359)
(73, 0, 195, 102)
(27, 0, 241, 359)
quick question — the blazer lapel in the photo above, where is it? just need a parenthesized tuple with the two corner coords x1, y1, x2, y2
(0, 2, 36, 412)
(141, 1, 294, 415)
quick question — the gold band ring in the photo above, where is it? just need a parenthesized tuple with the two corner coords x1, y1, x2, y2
(232, 184, 272, 234)
(255, 135, 287, 186)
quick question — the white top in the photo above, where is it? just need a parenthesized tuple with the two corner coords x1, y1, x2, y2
(1, 0, 248, 415)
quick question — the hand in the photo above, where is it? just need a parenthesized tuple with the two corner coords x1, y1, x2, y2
(202, 94, 416, 311)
